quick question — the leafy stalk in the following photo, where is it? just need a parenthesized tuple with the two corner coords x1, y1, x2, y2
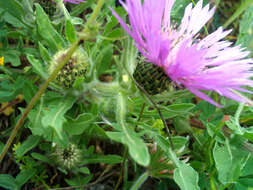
(0, 0, 105, 163)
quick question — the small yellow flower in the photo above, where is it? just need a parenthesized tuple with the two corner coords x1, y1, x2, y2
(0, 57, 4, 66)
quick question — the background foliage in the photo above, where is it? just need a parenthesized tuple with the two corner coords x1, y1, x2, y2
(0, 0, 253, 189)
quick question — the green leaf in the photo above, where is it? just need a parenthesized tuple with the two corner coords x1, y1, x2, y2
(78, 167, 90, 175)
(81, 154, 123, 165)
(65, 175, 92, 187)
(237, 5, 253, 56)
(16, 135, 41, 157)
(0, 0, 24, 22)
(197, 101, 216, 120)
(23, 80, 38, 103)
(95, 44, 113, 76)
(141, 103, 195, 119)
(213, 140, 249, 184)
(106, 92, 150, 167)
(174, 163, 200, 190)
(0, 174, 19, 190)
(27, 98, 50, 138)
(171, 0, 191, 22)
(107, 131, 150, 166)
(31, 153, 50, 163)
(65, 19, 77, 44)
(0, 76, 24, 102)
(3, 49, 21, 66)
(15, 169, 36, 189)
(42, 96, 77, 139)
(156, 135, 200, 190)
(38, 42, 51, 64)
(27, 54, 48, 79)
(64, 113, 94, 135)
(35, 4, 65, 51)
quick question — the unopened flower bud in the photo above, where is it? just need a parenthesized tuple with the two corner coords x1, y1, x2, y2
(48, 48, 90, 88)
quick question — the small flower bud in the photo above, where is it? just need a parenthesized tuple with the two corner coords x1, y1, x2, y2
(54, 143, 82, 169)
(48, 48, 90, 88)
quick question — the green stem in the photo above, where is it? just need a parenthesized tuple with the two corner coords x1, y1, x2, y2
(82, 0, 105, 33)
(126, 70, 174, 150)
(223, 0, 253, 29)
(114, 147, 128, 190)
(235, 103, 244, 127)
(0, 0, 105, 163)
(130, 171, 149, 190)
(0, 40, 80, 163)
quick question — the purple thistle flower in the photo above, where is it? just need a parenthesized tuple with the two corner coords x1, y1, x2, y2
(112, 0, 253, 107)
(63, 0, 84, 4)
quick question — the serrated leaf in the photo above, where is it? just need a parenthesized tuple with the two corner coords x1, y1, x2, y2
(42, 96, 76, 139)
(0, 174, 19, 190)
(16, 135, 41, 157)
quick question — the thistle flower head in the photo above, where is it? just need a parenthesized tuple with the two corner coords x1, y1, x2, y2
(48, 48, 90, 88)
(54, 144, 81, 169)
(112, 0, 253, 107)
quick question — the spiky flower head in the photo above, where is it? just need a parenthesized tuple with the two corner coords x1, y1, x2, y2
(133, 60, 171, 95)
(112, 0, 253, 107)
(55, 144, 81, 169)
(48, 48, 90, 88)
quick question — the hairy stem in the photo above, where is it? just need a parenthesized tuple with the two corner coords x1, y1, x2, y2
(0, 0, 105, 163)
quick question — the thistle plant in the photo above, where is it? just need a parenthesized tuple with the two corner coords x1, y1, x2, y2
(112, 0, 253, 107)
(1, 0, 253, 190)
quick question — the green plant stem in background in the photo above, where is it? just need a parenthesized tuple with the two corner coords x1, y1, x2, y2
(223, 0, 253, 29)
(130, 171, 149, 190)
(0, 0, 105, 163)
(127, 70, 174, 150)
